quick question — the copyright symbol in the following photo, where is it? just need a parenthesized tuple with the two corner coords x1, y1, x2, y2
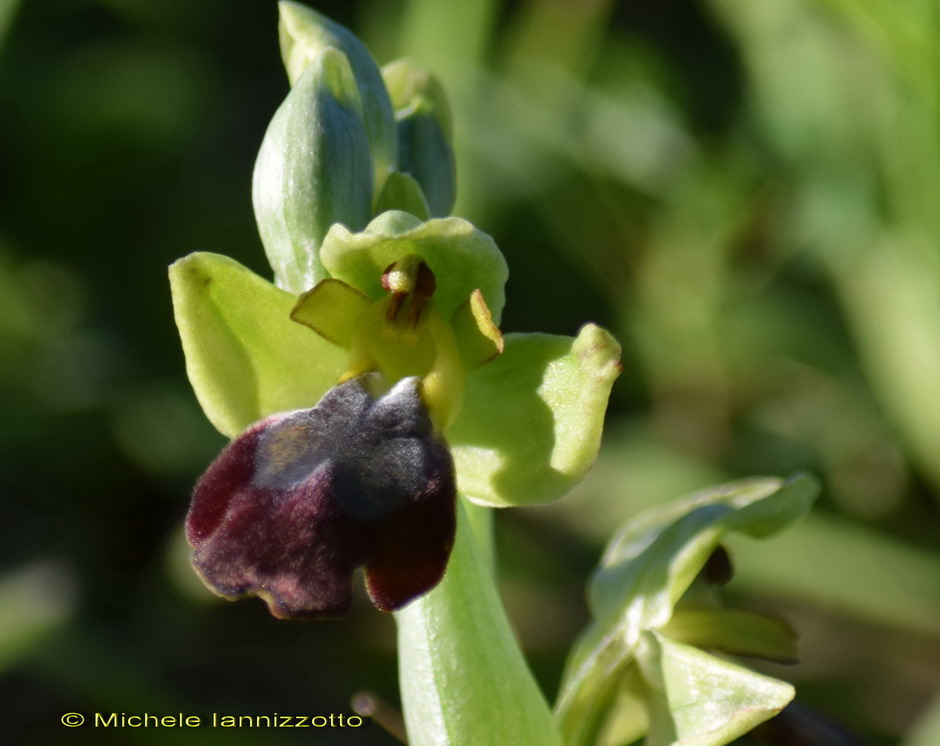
(61, 712, 84, 727)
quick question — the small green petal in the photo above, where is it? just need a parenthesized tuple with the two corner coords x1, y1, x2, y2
(290, 278, 371, 348)
(169, 253, 347, 438)
(320, 211, 509, 322)
(451, 290, 503, 371)
(252, 47, 373, 293)
(375, 171, 432, 220)
(637, 632, 794, 746)
(448, 324, 621, 507)
(278, 1, 396, 191)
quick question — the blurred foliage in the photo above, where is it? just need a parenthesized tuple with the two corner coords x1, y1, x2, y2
(1, 1, 938, 745)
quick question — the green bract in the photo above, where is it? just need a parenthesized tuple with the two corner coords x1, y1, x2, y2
(169, 211, 620, 509)
(556, 475, 820, 746)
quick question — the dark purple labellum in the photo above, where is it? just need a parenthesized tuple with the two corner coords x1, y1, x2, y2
(186, 375, 456, 619)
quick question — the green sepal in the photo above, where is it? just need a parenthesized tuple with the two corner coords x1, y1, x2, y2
(451, 290, 503, 370)
(395, 502, 563, 746)
(555, 475, 818, 746)
(169, 253, 347, 438)
(375, 171, 431, 220)
(252, 46, 373, 293)
(290, 278, 372, 348)
(637, 632, 795, 746)
(382, 59, 456, 216)
(278, 1, 396, 192)
(320, 211, 509, 322)
(447, 324, 621, 507)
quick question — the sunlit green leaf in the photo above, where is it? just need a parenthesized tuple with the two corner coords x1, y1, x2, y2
(448, 324, 621, 507)
(169, 253, 346, 438)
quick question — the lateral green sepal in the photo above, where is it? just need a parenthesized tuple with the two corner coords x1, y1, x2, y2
(448, 324, 621, 507)
(169, 253, 346, 438)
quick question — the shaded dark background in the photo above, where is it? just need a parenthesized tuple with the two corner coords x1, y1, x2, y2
(1, 1, 938, 744)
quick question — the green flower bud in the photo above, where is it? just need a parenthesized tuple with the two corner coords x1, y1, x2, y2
(252, 47, 373, 293)
(382, 60, 457, 217)
(278, 1, 397, 194)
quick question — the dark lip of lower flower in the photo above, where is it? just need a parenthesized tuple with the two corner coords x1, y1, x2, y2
(186, 374, 457, 619)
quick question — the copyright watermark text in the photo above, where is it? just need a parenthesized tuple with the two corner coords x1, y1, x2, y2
(61, 712, 365, 729)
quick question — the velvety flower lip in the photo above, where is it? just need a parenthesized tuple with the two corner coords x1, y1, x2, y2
(186, 374, 456, 619)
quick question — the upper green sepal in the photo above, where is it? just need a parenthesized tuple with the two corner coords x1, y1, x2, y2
(278, 1, 397, 192)
(448, 324, 622, 507)
(253, 46, 373, 293)
(381, 59, 456, 217)
(169, 252, 347, 438)
(320, 210, 509, 322)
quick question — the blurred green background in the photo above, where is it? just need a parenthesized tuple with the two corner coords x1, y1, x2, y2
(1, 0, 938, 744)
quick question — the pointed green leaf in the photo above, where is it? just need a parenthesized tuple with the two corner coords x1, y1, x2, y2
(278, 1, 396, 191)
(290, 278, 372, 348)
(375, 171, 432, 220)
(169, 253, 347, 438)
(382, 59, 456, 216)
(637, 632, 794, 746)
(252, 47, 372, 293)
(320, 211, 509, 321)
(396, 502, 563, 746)
(448, 324, 621, 507)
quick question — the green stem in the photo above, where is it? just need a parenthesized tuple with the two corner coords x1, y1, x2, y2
(395, 499, 563, 746)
